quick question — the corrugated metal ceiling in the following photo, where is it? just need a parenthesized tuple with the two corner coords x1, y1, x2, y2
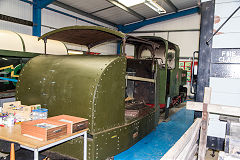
(56, 0, 198, 26)
(93, 7, 140, 25)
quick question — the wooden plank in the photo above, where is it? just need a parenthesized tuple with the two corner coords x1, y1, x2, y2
(161, 118, 201, 160)
(203, 87, 211, 104)
(186, 101, 240, 117)
(218, 151, 240, 160)
(186, 144, 198, 160)
(126, 75, 155, 83)
(198, 87, 211, 160)
(176, 123, 199, 160)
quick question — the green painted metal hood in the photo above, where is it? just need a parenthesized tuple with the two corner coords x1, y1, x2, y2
(16, 55, 126, 134)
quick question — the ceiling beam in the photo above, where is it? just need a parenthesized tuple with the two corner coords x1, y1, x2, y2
(52, 1, 117, 27)
(90, 6, 115, 14)
(162, 0, 178, 12)
(118, 7, 199, 33)
(106, 0, 146, 20)
(131, 29, 200, 33)
(38, 0, 56, 8)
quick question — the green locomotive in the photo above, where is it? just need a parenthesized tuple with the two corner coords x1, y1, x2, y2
(1, 26, 187, 159)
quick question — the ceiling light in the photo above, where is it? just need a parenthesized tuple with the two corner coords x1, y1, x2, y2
(145, 0, 166, 14)
(117, 0, 145, 7)
(68, 50, 84, 55)
(117, 0, 166, 14)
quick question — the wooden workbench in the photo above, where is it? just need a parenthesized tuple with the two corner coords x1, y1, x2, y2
(0, 124, 88, 160)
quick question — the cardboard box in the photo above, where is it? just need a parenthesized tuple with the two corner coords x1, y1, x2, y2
(21, 119, 67, 141)
(31, 104, 41, 110)
(48, 115, 88, 134)
(3, 101, 42, 121)
(3, 101, 21, 111)
(3, 104, 32, 121)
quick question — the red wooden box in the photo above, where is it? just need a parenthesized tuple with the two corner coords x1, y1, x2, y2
(47, 115, 88, 134)
(21, 119, 67, 141)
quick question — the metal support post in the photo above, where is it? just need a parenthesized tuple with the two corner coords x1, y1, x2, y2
(83, 131, 87, 160)
(33, 0, 42, 37)
(34, 149, 38, 160)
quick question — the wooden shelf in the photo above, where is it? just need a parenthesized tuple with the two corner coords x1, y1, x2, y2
(126, 75, 155, 83)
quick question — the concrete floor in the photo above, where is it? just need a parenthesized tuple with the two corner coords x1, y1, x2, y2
(206, 149, 219, 160)
(158, 102, 186, 123)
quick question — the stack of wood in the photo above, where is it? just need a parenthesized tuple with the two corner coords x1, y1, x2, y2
(219, 121, 240, 160)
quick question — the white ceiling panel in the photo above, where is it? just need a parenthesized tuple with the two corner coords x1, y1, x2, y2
(156, 0, 176, 12)
(57, 0, 113, 13)
(131, 4, 159, 19)
(170, 0, 198, 10)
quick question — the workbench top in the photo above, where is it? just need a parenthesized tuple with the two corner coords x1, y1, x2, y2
(0, 124, 88, 149)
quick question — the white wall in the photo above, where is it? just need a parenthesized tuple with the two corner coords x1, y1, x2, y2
(0, 0, 32, 34)
(130, 13, 201, 58)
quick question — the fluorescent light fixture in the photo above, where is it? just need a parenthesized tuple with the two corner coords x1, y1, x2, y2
(117, 0, 144, 7)
(145, 0, 166, 14)
(117, 0, 166, 14)
(68, 50, 84, 55)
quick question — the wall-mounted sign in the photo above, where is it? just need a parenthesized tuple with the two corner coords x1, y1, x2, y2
(211, 48, 240, 63)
